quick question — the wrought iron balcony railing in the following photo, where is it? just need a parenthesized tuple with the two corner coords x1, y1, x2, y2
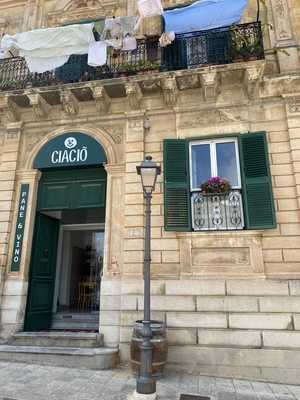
(0, 22, 264, 91)
(192, 190, 244, 231)
(162, 21, 264, 70)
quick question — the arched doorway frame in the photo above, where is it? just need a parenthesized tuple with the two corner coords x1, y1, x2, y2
(7, 126, 123, 333)
(21, 126, 119, 279)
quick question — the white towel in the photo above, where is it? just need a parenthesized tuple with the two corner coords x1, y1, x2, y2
(159, 31, 175, 47)
(122, 36, 137, 51)
(88, 41, 107, 67)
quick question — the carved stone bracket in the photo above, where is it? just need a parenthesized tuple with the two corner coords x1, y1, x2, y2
(60, 89, 79, 116)
(177, 74, 200, 90)
(5, 121, 23, 141)
(0, 95, 21, 123)
(91, 85, 111, 114)
(161, 76, 178, 107)
(199, 71, 220, 102)
(27, 93, 51, 119)
(282, 93, 300, 116)
(244, 64, 264, 100)
(125, 82, 142, 110)
(139, 79, 161, 93)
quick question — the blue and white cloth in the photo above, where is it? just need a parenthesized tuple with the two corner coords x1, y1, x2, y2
(163, 0, 248, 34)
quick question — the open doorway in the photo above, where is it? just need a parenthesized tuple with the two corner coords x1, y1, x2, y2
(52, 224, 104, 331)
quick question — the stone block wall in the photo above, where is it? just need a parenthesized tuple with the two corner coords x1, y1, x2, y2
(101, 279, 300, 384)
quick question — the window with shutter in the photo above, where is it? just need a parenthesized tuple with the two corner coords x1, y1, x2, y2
(163, 132, 276, 232)
(163, 139, 191, 231)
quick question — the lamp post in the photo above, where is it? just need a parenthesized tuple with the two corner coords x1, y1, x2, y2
(135, 156, 161, 398)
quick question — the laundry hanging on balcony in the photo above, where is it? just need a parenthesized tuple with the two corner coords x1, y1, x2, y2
(101, 16, 138, 51)
(122, 35, 137, 51)
(1, 23, 95, 73)
(136, 0, 164, 33)
(163, 0, 248, 34)
(159, 31, 175, 47)
(88, 41, 107, 66)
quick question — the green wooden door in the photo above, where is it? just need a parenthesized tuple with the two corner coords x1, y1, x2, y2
(25, 213, 59, 331)
(37, 168, 106, 211)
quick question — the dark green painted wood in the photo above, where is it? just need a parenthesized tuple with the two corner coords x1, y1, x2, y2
(25, 213, 59, 331)
(11, 184, 29, 272)
(40, 167, 107, 182)
(33, 133, 107, 170)
(39, 182, 71, 210)
(73, 181, 106, 209)
(239, 132, 276, 229)
(163, 139, 191, 231)
(38, 168, 106, 211)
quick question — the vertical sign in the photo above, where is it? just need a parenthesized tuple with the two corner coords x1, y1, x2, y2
(11, 184, 29, 272)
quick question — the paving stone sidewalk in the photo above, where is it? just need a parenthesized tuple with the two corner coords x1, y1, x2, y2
(0, 361, 300, 400)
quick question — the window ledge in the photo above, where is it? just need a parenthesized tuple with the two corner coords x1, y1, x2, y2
(176, 229, 264, 239)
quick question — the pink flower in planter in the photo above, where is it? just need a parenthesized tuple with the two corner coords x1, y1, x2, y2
(200, 176, 231, 194)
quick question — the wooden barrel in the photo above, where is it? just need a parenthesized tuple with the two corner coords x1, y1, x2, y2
(130, 320, 168, 378)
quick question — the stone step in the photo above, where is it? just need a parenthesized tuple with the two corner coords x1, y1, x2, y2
(51, 320, 99, 331)
(12, 331, 104, 348)
(0, 345, 119, 370)
(51, 312, 99, 330)
(53, 312, 99, 321)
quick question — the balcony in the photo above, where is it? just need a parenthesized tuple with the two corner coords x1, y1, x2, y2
(0, 22, 264, 92)
(192, 190, 244, 231)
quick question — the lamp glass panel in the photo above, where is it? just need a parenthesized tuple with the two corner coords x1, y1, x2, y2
(140, 167, 157, 191)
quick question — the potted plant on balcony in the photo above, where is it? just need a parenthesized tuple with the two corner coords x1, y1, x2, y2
(119, 63, 136, 77)
(200, 176, 231, 195)
(136, 59, 160, 74)
(230, 28, 261, 62)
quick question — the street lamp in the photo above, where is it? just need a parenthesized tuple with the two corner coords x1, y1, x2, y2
(135, 156, 161, 399)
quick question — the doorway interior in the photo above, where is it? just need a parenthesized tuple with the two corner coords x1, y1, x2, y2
(52, 223, 104, 329)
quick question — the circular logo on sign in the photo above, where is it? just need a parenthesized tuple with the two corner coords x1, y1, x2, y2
(64, 137, 77, 149)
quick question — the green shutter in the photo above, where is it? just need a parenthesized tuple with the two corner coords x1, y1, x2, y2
(163, 139, 191, 231)
(240, 132, 276, 229)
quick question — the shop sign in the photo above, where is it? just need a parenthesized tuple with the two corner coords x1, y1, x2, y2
(33, 132, 107, 169)
(11, 184, 29, 272)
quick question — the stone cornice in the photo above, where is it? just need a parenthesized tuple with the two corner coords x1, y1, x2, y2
(105, 163, 125, 175)
(0, 60, 271, 124)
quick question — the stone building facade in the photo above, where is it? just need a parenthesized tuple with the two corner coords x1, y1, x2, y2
(0, 0, 300, 385)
